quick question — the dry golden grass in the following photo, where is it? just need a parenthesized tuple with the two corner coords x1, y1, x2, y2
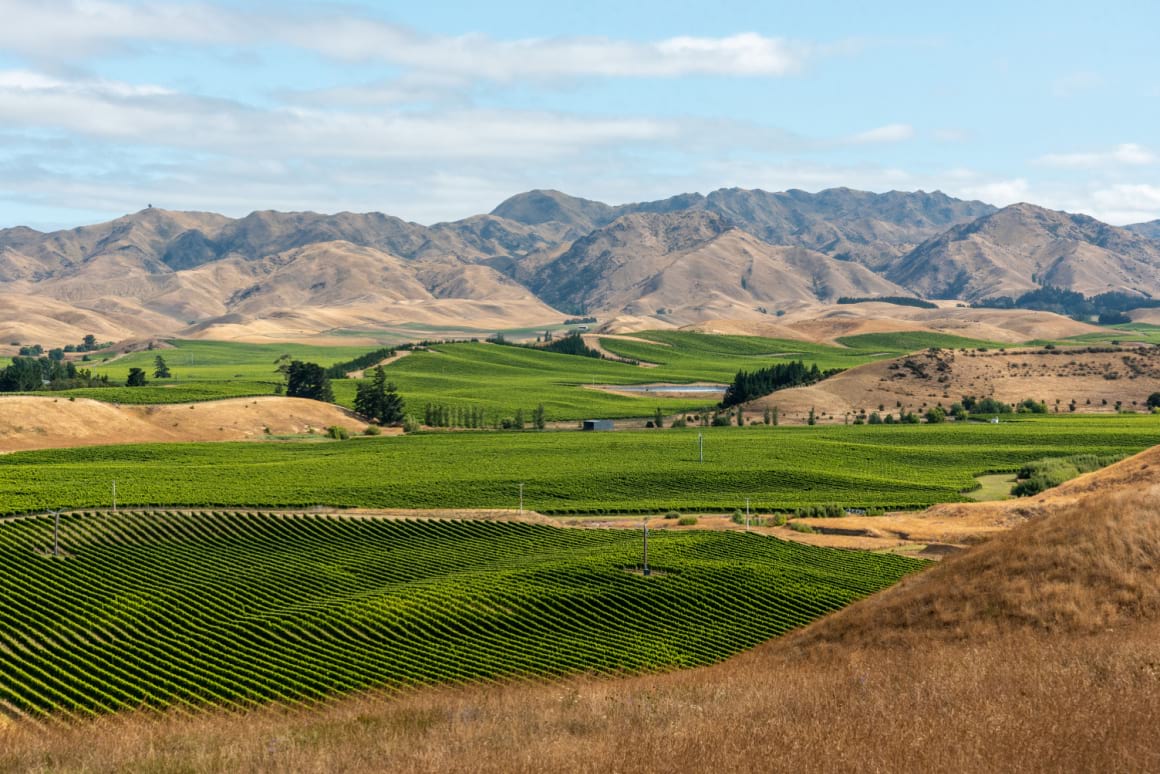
(2, 460, 1160, 772)
(750, 345, 1160, 423)
(0, 396, 374, 453)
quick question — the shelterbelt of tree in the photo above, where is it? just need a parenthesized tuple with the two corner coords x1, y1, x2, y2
(0, 417, 1156, 516)
(0, 511, 924, 718)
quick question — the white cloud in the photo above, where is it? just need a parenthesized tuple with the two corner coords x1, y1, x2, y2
(1088, 184, 1160, 225)
(1035, 143, 1157, 169)
(0, 70, 672, 158)
(0, 1, 814, 80)
(845, 123, 915, 144)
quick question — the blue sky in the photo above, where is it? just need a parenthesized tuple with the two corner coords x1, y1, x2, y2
(0, 0, 1157, 229)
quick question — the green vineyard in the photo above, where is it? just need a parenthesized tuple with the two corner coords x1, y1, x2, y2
(1, 418, 1156, 516)
(0, 511, 924, 719)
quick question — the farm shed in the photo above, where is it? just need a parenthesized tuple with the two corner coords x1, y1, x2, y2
(582, 419, 614, 431)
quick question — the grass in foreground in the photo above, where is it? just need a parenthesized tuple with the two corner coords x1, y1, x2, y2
(0, 416, 1155, 515)
(0, 511, 922, 718)
(3, 489, 1157, 773)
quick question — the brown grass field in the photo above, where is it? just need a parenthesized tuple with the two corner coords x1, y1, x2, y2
(2, 452, 1159, 772)
(749, 345, 1160, 423)
(0, 396, 379, 453)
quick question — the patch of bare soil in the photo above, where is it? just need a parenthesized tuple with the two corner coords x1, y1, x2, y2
(581, 334, 660, 366)
(346, 349, 412, 379)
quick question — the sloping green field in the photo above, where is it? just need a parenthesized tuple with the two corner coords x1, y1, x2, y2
(1, 417, 1155, 516)
(0, 512, 924, 718)
(43, 331, 1001, 419)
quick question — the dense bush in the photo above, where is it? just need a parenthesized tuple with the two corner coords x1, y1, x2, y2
(1011, 454, 1123, 497)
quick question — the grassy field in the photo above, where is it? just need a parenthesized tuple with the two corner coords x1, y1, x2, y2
(45, 332, 983, 420)
(0, 511, 923, 718)
(1062, 322, 1160, 346)
(1, 416, 1155, 516)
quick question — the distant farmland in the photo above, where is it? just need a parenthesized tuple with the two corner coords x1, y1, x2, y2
(55, 331, 1000, 420)
(0, 511, 924, 718)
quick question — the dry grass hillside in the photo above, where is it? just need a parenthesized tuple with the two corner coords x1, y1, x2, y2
(0, 396, 372, 453)
(889, 203, 1160, 301)
(682, 303, 1101, 344)
(526, 211, 910, 322)
(3, 449, 1159, 772)
(748, 344, 1160, 422)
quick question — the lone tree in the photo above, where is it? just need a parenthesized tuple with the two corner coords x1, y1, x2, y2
(353, 366, 404, 424)
(533, 403, 547, 430)
(126, 367, 148, 387)
(153, 354, 171, 379)
(285, 361, 334, 402)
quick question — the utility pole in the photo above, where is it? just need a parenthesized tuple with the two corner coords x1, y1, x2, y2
(519, 482, 524, 514)
(697, 432, 703, 464)
(642, 517, 650, 577)
(51, 510, 60, 557)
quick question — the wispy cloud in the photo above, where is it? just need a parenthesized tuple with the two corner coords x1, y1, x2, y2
(0, 70, 672, 158)
(845, 123, 915, 144)
(0, 1, 816, 80)
(1035, 143, 1157, 169)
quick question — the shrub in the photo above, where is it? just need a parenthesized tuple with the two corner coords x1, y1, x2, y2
(670, 417, 687, 428)
(364, 425, 381, 436)
(326, 425, 350, 440)
(788, 522, 815, 534)
(677, 515, 698, 526)
(769, 514, 788, 527)
(663, 511, 681, 520)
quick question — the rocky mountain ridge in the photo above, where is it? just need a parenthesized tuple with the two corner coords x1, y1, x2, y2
(1, 187, 1158, 343)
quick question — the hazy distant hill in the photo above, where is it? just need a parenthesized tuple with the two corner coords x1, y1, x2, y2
(1126, 220, 1160, 241)
(888, 203, 1160, 301)
(2, 188, 1159, 344)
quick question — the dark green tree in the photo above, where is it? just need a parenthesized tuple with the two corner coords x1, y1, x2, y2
(153, 355, 171, 379)
(654, 407, 664, 429)
(354, 366, 405, 424)
(285, 361, 333, 402)
(126, 367, 148, 387)
(1147, 392, 1160, 410)
(532, 403, 546, 430)
(81, 334, 97, 351)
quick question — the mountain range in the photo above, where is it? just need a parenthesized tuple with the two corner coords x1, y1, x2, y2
(1, 187, 1158, 345)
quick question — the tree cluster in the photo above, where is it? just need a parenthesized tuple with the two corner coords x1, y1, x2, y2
(353, 366, 404, 425)
(0, 357, 111, 392)
(973, 286, 1160, 321)
(720, 361, 838, 408)
(285, 361, 334, 402)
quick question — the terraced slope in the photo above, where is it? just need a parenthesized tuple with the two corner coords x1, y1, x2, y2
(0, 512, 923, 719)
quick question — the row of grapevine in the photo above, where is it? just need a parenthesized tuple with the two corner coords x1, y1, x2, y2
(0, 511, 926, 718)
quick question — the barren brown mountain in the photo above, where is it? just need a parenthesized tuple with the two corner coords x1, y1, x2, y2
(525, 211, 910, 321)
(888, 203, 1160, 301)
(3, 189, 1159, 348)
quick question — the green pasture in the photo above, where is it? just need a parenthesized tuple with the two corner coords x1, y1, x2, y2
(1, 416, 1154, 516)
